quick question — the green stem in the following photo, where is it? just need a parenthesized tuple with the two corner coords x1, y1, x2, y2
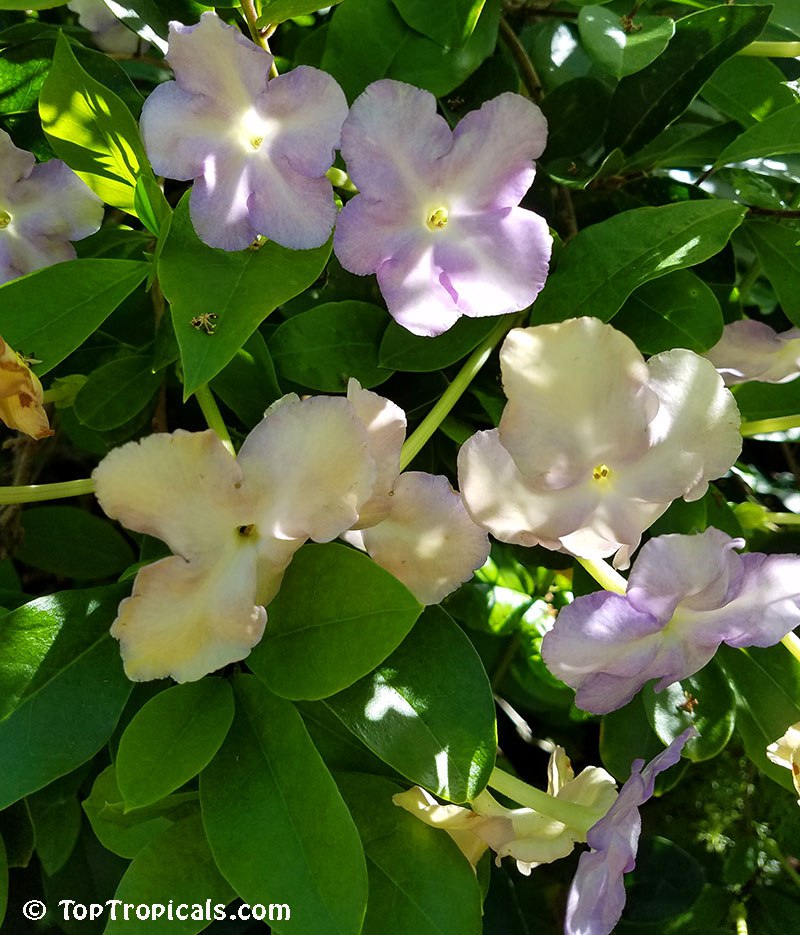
(491, 634, 520, 690)
(764, 839, 800, 893)
(240, 0, 279, 76)
(765, 512, 800, 526)
(194, 385, 235, 456)
(782, 632, 800, 666)
(734, 259, 762, 305)
(0, 477, 95, 505)
(498, 17, 543, 103)
(740, 41, 800, 58)
(488, 767, 602, 833)
(325, 166, 358, 194)
(576, 556, 627, 595)
(741, 415, 800, 436)
(399, 313, 522, 471)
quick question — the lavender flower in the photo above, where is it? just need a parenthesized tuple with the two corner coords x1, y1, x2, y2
(0, 130, 103, 285)
(68, 0, 142, 54)
(140, 12, 347, 251)
(541, 528, 800, 714)
(333, 79, 552, 336)
(705, 319, 800, 385)
(565, 729, 696, 935)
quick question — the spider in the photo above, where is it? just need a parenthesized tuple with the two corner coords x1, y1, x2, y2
(190, 313, 218, 334)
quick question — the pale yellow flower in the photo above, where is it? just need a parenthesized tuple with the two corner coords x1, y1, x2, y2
(767, 721, 800, 804)
(0, 336, 52, 439)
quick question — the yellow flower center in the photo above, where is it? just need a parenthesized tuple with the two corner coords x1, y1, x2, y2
(250, 136, 264, 150)
(426, 207, 449, 231)
(237, 524, 256, 538)
(592, 464, 611, 481)
(0, 210, 11, 229)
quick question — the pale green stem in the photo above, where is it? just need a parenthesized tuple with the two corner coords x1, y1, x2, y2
(740, 41, 800, 58)
(488, 767, 602, 833)
(734, 904, 748, 935)
(741, 415, 800, 436)
(764, 838, 800, 893)
(399, 313, 522, 470)
(782, 632, 800, 665)
(733, 259, 762, 305)
(764, 512, 800, 525)
(576, 556, 627, 594)
(194, 385, 235, 456)
(325, 166, 358, 193)
(0, 477, 95, 505)
(41, 384, 78, 405)
(240, 0, 279, 76)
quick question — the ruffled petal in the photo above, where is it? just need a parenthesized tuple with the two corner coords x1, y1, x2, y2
(248, 160, 337, 250)
(717, 551, 800, 647)
(188, 149, 257, 251)
(340, 79, 452, 206)
(705, 319, 800, 385)
(10, 159, 103, 242)
(498, 320, 656, 488)
(431, 209, 551, 319)
(166, 12, 271, 108)
(111, 548, 266, 683)
(334, 195, 420, 276)
(360, 472, 489, 605)
(93, 430, 248, 564)
(347, 379, 406, 529)
(237, 394, 377, 543)
(444, 92, 548, 212)
(0, 129, 34, 189)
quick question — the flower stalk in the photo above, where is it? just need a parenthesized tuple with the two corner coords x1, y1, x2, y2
(0, 477, 95, 505)
(193, 384, 235, 456)
(488, 766, 602, 834)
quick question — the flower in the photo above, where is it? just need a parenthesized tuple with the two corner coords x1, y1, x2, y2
(766, 721, 800, 804)
(542, 528, 800, 714)
(140, 11, 347, 251)
(458, 318, 742, 567)
(0, 336, 52, 439)
(393, 747, 617, 873)
(93, 381, 487, 682)
(704, 319, 800, 385)
(68, 0, 142, 54)
(333, 79, 552, 337)
(0, 130, 103, 285)
(565, 728, 696, 935)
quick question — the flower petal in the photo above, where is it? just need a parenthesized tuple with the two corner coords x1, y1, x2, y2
(0, 337, 52, 439)
(112, 548, 266, 683)
(718, 551, 800, 647)
(237, 394, 377, 542)
(360, 472, 489, 605)
(334, 195, 420, 276)
(93, 430, 248, 564)
(11, 159, 103, 242)
(248, 160, 337, 250)
(0, 129, 34, 189)
(705, 319, 800, 385)
(188, 149, 257, 251)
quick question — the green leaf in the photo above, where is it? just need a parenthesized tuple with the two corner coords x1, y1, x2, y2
(612, 268, 723, 354)
(0, 258, 149, 375)
(734, 378, 800, 422)
(158, 194, 331, 397)
(0, 586, 132, 808)
(210, 330, 282, 427)
(600, 694, 663, 783)
(270, 301, 391, 392)
(74, 354, 161, 431)
(541, 77, 611, 159)
(106, 813, 235, 935)
(16, 506, 134, 579)
(200, 675, 368, 935)
(701, 56, 797, 128)
(116, 680, 234, 810)
(643, 659, 736, 762)
(249, 543, 422, 701)
(83, 764, 198, 859)
(0, 1, 67, 8)
(578, 6, 674, 79)
(39, 31, 151, 214)
(0, 834, 5, 929)
(95, 1, 209, 52)
(0, 800, 34, 868)
(531, 200, 746, 324)
(336, 773, 483, 935)
(27, 773, 83, 875)
(717, 644, 800, 792)
(742, 221, 800, 326)
(259, 0, 345, 25)
(605, 4, 771, 154)
(716, 101, 800, 167)
(391, 0, 486, 48)
(625, 837, 705, 924)
(379, 315, 497, 372)
(325, 606, 496, 803)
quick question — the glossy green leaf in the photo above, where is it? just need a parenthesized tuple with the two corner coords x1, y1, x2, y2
(74, 354, 161, 431)
(270, 301, 391, 391)
(391, 0, 485, 48)
(627, 122, 741, 172)
(541, 77, 610, 159)
(742, 220, 800, 326)
(39, 32, 150, 213)
(200, 675, 368, 935)
(643, 659, 736, 762)
(625, 836, 705, 923)
(259, 0, 344, 25)
(337, 773, 483, 935)
(210, 330, 282, 427)
(106, 813, 235, 935)
(600, 693, 664, 783)
(613, 268, 723, 354)
(83, 764, 198, 859)
(116, 679, 234, 809)
(16, 506, 134, 579)
(716, 102, 800, 167)
(158, 195, 331, 397)
(27, 773, 83, 875)
(702, 57, 797, 128)
(750, 0, 800, 35)
(0, 800, 34, 868)
(531, 200, 746, 324)
(249, 543, 422, 700)
(0, 586, 132, 808)
(578, 6, 674, 79)
(325, 606, 496, 803)
(734, 378, 800, 422)
(717, 644, 800, 792)
(605, 5, 771, 154)
(0, 835, 6, 929)
(379, 315, 497, 372)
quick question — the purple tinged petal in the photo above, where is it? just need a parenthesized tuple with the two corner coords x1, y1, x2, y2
(140, 83, 222, 181)
(705, 319, 800, 386)
(248, 163, 337, 250)
(189, 151, 257, 251)
(0, 129, 34, 188)
(718, 552, 800, 647)
(334, 196, 420, 277)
